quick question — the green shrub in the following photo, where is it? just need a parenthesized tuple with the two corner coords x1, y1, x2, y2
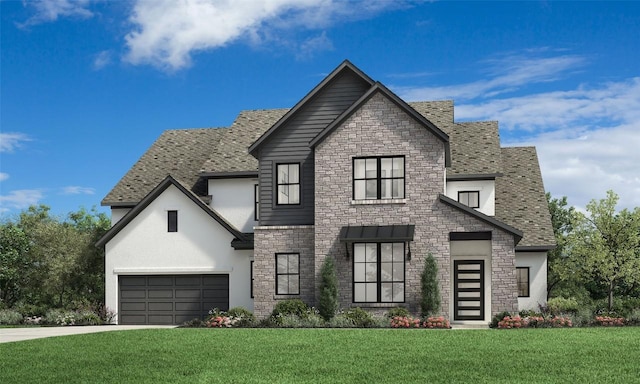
(44, 309, 78, 326)
(490, 311, 512, 328)
(593, 297, 640, 318)
(420, 253, 440, 317)
(13, 302, 48, 317)
(547, 297, 579, 315)
(271, 299, 309, 319)
(0, 309, 23, 325)
(227, 307, 256, 326)
(180, 318, 206, 328)
(76, 310, 103, 325)
(386, 307, 410, 318)
(318, 257, 339, 321)
(344, 307, 374, 328)
(627, 309, 640, 326)
(328, 314, 356, 328)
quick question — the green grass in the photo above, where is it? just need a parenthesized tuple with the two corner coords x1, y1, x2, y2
(1, 328, 639, 383)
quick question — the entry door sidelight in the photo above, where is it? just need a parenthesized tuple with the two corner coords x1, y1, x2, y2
(453, 260, 485, 321)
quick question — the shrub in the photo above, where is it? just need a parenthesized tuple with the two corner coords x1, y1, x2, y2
(180, 318, 206, 328)
(344, 307, 374, 328)
(420, 253, 440, 317)
(75, 310, 102, 325)
(627, 309, 640, 326)
(423, 316, 451, 329)
(497, 316, 525, 329)
(390, 316, 421, 328)
(0, 309, 23, 325)
(227, 307, 256, 327)
(386, 307, 410, 318)
(547, 297, 579, 315)
(44, 309, 78, 326)
(271, 299, 309, 319)
(318, 257, 339, 321)
(13, 302, 47, 317)
(206, 315, 239, 328)
(547, 316, 573, 328)
(594, 316, 625, 327)
(328, 314, 356, 328)
(490, 311, 512, 328)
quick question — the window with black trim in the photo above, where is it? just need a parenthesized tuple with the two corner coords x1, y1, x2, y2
(516, 267, 530, 297)
(276, 253, 299, 295)
(167, 210, 178, 232)
(250, 261, 254, 298)
(458, 191, 480, 208)
(353, 243, 405, 303)
(276, 163, 300, 205)
(353, 156, 404, 200)
(254, 184, 259, 220)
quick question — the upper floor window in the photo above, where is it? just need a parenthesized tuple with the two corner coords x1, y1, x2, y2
(516, 267, 530, 297)
(254, 184, 260, 220)
(353, 243, 405, 303)
(277, 163, 300, 205)
(353, 156, 404, 200)
(458, 191, 480, 208)
(167, 210, 178, 232)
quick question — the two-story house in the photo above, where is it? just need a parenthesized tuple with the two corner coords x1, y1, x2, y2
(97, 60, 555, 325)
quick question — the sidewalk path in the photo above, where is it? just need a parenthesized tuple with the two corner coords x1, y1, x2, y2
(0, 325, 175, 343)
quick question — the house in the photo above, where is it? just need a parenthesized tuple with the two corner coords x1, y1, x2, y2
(97, 60, 555, 325)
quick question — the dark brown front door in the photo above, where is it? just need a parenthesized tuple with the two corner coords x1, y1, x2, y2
(453, 260, 485, 321)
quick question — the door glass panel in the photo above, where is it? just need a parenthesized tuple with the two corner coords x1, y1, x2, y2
(354, 244, 366, 262)
(381, 243, 393, 262)
(365, 243, 377, 262)
(458, 282, 481, 289)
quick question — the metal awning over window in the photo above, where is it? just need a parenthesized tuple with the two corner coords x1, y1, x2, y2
(339, 225, 415, 243)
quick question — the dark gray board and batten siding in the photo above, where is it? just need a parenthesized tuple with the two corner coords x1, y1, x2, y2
(257, 70, 371, 226)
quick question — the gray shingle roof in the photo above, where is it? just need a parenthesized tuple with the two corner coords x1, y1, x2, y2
(495, 147, 556, 248)
(101, 102, 554, 248)
(102, 128, 227, 206)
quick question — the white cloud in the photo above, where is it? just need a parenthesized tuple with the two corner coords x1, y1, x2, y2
(123, 0, 401, 71)
(397, 52, 586, 101)
(416, 51, 640, 211)
(93, 50, 112, 70)
(61, 186, 95, 195)
(19, 0, 93, 28)
(0, 132, 31, 153)
(296, 32, 334, 60)
(0, 173, 9, 182)
(0, 189, 44, 213)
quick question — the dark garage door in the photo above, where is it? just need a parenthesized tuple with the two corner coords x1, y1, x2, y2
(119, 274, 229, 325)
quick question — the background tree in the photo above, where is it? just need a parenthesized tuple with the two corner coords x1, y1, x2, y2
(569, 190, 640, 311)
(318, 256, 339, 321)
(0, 223, 30, 306)
(546, 193, 576, 299)
(420, 253, 440, 317)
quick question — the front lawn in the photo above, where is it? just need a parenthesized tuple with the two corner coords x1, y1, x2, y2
(1, 328, 639, 383)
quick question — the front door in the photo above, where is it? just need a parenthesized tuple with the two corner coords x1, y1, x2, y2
(453, 260, 485, 321)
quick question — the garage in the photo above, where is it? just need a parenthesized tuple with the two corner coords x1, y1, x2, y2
(118, 274, 229, 325)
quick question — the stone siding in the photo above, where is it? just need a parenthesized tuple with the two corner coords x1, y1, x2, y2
(314, 93, 518, 319)
(253, 225, 315, 318)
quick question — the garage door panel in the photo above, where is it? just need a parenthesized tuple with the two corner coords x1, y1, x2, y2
(120, 290, 146, 299)
(176, 276, 202, 286)
(148, 302, 173, 311)
(176, 289, 201, 299)
(148, 276, 174, 286)
(119, 274, 229, 325)
(121, 302, 146, 311)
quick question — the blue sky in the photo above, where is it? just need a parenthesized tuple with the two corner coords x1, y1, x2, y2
(1, 0, 639, 218)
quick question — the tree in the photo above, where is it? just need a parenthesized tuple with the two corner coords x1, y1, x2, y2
(0, 223, 30, 306)
(546, 193, 576, 299)
(318, 256, 339, 321)
(420, 253, 440, 317)
(569, 190, 640, 311)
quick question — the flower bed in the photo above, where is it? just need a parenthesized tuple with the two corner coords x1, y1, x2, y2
(594, 316, 625, 327)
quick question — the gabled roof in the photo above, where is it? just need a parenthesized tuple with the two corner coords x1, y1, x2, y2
(247, 60, 375, 156)
(309, 82, 451, 167)
(495, 147, 556, 249)
(96, 175, 245, 248)
(439, 194, 523, 245)
(102, 128, 227, 206)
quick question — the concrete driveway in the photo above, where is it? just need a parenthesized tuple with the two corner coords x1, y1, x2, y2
(0, 325, 175, 343)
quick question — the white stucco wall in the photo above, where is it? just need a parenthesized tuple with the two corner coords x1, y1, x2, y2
(450, 240, 492, 323)
(208, 178, 258, 233)
(104, 184, 253, 323)
(110, 208, 131, 226)
(445, 180, 496, 216)
(516, 252, 547, 311)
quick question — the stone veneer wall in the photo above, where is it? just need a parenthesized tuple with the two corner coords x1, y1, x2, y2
(314, 92, 518, 319)
(253, 225, 315, 318)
